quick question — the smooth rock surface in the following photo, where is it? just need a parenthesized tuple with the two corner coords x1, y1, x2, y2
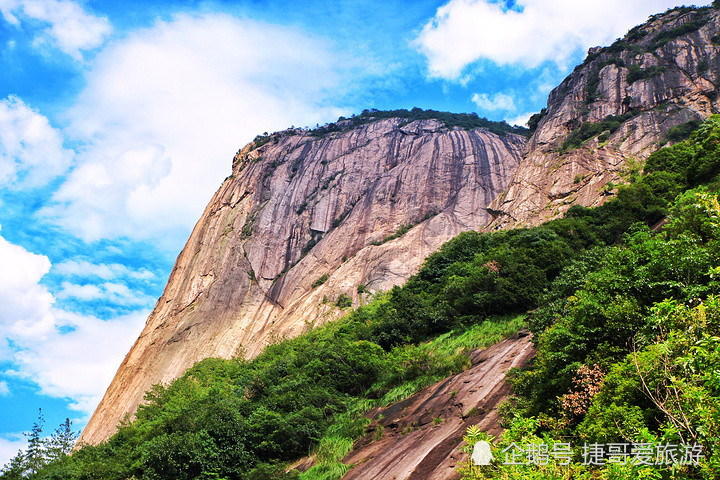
(79, 118, 525, 445)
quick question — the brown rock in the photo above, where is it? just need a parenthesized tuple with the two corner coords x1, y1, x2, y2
(336, 332, 535, 480)
(488, 8, 720, 230)
(79, 118, 525, 445)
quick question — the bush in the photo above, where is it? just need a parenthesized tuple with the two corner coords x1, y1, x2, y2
(666, 119, 701, 142)
(626, 64, 665, 84)
(335, 294, 352, 309)
(312, 274, 329, 288)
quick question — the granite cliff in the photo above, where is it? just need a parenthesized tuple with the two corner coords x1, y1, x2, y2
(80, 116, 526, 445)
(81, 5, 720, 455)
(489, 6, 720, 229)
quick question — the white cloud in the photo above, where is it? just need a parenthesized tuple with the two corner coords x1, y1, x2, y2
(0, 96, 73, 189)
(42, 12, 347, 243)
(415, 0, 712, 79)
(0, 433, 26, 466)
(10, 309, 147, 414)
(0, 381, 9, 396)
(471, 92, 516, 111)
(54, 260, 155, 281)
(56, 282, 102, 301)
(57, 281, 154, 307)
(0, 0, 111, 59)
(0, 228, 146, 417)
(0, 226, 54, 343)
(508, 111, 535, 128)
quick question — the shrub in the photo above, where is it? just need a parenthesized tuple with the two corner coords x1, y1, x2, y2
(312, 274, 329, 288)
(336, 294, 352, 309)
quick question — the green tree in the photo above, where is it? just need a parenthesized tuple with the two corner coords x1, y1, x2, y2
(24, 410, 46, 476)
(0, 451, 26, 480)
(46, 418, 78, 461)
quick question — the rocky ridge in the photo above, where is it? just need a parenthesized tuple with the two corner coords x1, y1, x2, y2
(488, 6, 720, 229)
(81, 5, 720, 453)
(80, 117, 526, 445)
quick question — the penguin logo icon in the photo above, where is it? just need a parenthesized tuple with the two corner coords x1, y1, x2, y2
(471, 440, 494, 465)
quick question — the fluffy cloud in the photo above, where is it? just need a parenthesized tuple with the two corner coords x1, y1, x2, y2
(0, 0, 110, 59)
(54, 260, 155, 281)
(0, 229, 146, 415)
(507, 111, 536, 127)
(0, 227, 54, 342)
(0, 96, 73, 189)
(471, 92, 516, 111)
(415, 0, 712, 79)
(43, 13, 347, 244)
(57, 281, 154, 307)
(9, 309, 146, 414)
(0, 433, 26, 466)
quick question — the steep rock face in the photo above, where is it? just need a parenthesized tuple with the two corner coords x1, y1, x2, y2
(488, 7, 720, 229)
(339, 332, 534, 480)
(80, 118, 525, 445)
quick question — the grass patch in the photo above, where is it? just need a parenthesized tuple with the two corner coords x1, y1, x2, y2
(297, 315, 525, 479)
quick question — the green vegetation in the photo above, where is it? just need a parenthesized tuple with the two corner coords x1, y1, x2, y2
(666, 119, 701, 142)
(371, 223, 412, 246)
(649, 17, 708, 50)
(561, 113, 635, 152)
(527, 108, 546, 132)
(309, 107, 529, 139)
(252, 134, 273, 149)
(240, 211, 258, 239)
(8, 111, 720, 479)
(458, 116, 720, 478)
(371, 211, 438, 246)
(1, 412, 78, 479)
(584, 73, 600, 103)
(311, 274, 329, 288)
(335, 293, 352, 309)
(626, 64, 666, 84)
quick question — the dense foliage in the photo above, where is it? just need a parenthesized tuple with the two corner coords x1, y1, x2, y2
(459, 117, 720, 478)
(7, 116, 720, 479)
(309, 107, 529, 138)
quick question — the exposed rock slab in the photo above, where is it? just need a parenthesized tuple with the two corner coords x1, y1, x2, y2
(79, 119, 525, 445)
(337, 332, 535, 480)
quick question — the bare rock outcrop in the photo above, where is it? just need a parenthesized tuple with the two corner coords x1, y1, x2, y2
(331, 332, 534, 480)
(488, 7, 720, 229)
(81, 6, 720, 453)
(79, 118, 525, 445)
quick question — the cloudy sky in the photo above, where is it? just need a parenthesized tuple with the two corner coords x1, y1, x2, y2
(0, 0, 709, 464)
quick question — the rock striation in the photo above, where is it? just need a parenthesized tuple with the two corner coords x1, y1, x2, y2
(488, 7, 720, 229)
(339, 332, 534, 480)
(79, 118, 525, 445)
(81, 5, 720, 452)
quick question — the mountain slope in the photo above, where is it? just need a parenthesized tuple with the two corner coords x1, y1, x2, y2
(488, 6, 720, 229)
(339, 332, 534, 480)
(81, 4, 720, 451)
(80, 117, 526, 445)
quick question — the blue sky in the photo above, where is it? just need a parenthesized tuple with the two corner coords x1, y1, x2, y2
(0, 0, 710, 464)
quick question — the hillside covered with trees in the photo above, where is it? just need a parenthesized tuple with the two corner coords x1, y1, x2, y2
(4, 109, 720, 479)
